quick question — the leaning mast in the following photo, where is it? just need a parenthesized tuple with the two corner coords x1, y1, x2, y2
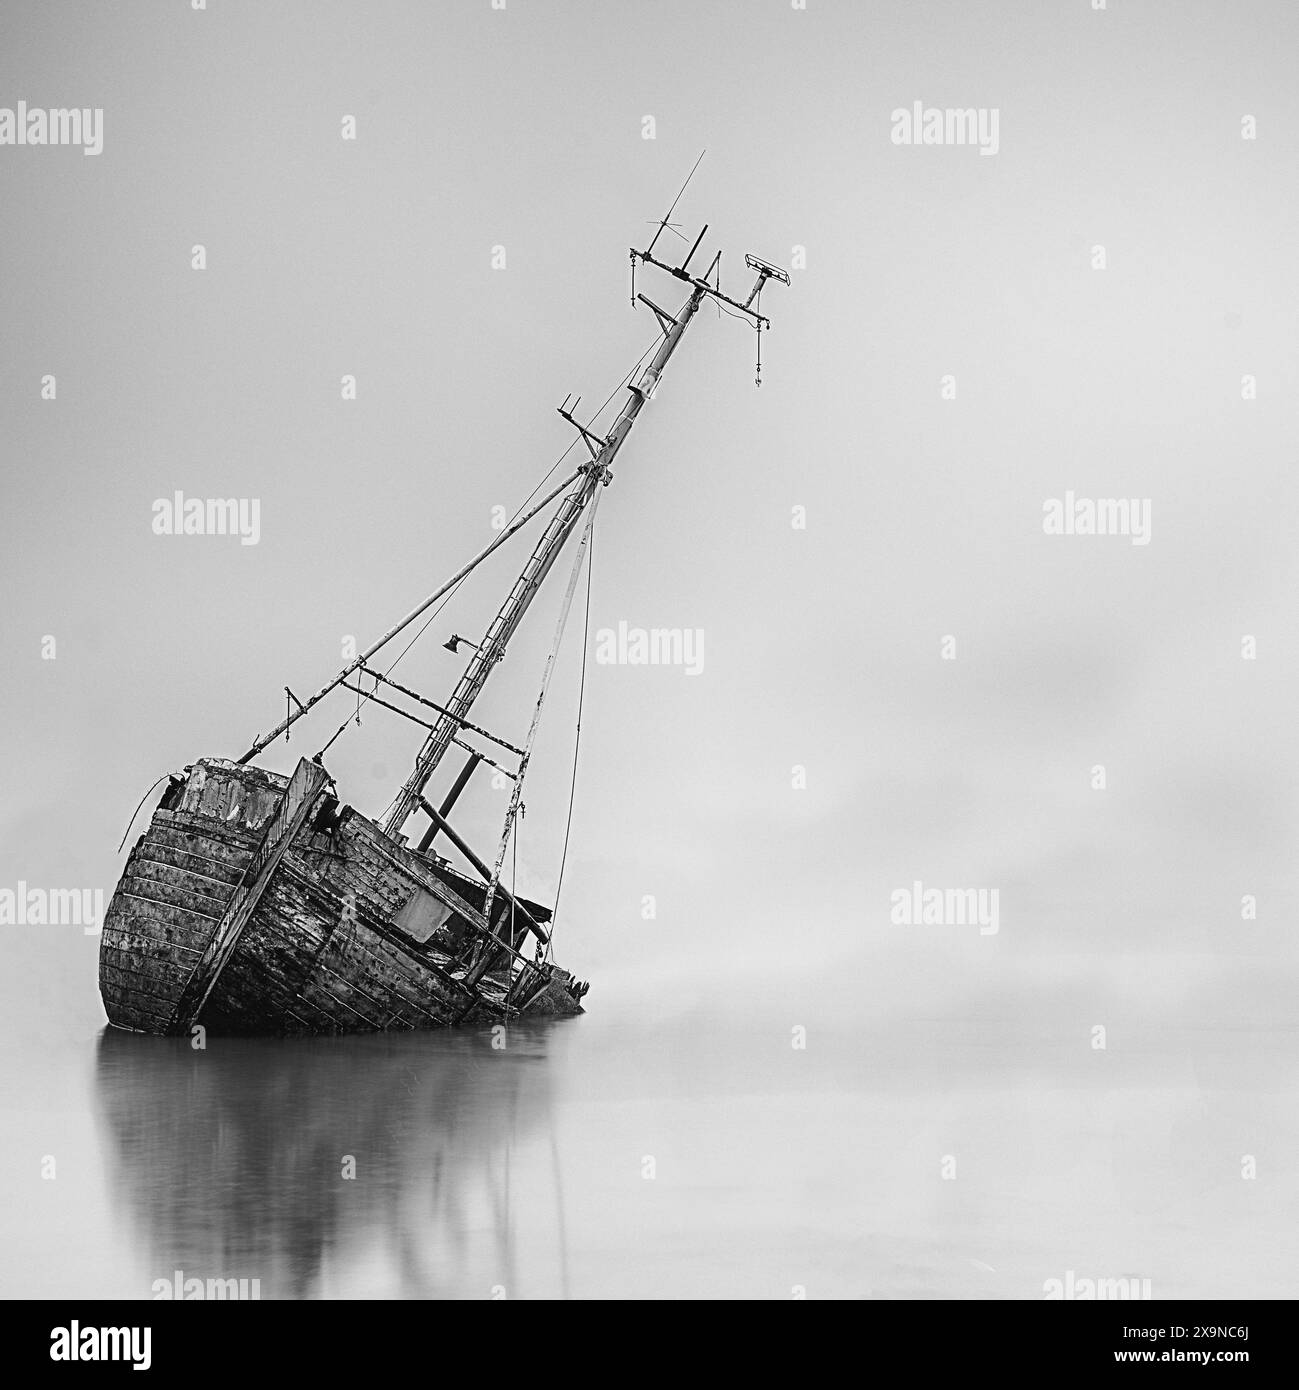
(381, 281, 707, 839)
(237, 184, 788, 858)
(384, 223, 788, 845)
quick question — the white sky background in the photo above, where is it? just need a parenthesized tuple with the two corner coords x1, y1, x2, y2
(2, 0, 1298, 1036)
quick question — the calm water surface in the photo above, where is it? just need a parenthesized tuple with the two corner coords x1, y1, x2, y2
(4, 987, 1298, 1299)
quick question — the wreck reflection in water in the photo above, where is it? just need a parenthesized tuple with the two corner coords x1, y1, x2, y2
(94, 1021, 572, 1299)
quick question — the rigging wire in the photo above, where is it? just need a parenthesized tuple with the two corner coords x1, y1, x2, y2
(380, 331, 657, 680)
(319, 332, 664, 780)
(509, 811, 518, 988)
(544, 503, 594, 960)
(480, 491, 599, 933)
(116, 773, 172, 853)
(713, 297, 759, 326)
(711, 295, 769, 384)
(647, 148, 706, 253)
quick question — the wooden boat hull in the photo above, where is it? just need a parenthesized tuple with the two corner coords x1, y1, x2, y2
(99, 758, 588, 1035)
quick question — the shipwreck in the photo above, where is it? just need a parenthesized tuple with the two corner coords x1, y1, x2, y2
(99, 184, 788, 1035)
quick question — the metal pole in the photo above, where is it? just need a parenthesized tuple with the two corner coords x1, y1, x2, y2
(384, 283, 708, 838)
(416, 797, 548, 945)
(416, 751, 481, 853)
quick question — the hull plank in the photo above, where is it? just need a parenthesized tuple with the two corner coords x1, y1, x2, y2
(148, 814, 260, 862)
(125, 857, 235, 903)
(100, 934, 202, 972)
(98, 976, 176, 1021)
(115, 875, 224, 920)
(98, 962, 186, 1001)
(130, 839, 246, 887)
(202, 875, 336, 1032)
(111, 904, 214, 953)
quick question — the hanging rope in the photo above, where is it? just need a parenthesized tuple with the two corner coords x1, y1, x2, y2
(545, 506, 595, 961)
(510, 814, 518, 989)
(482, 491, 601, 934)
(116, 773, 173, 853)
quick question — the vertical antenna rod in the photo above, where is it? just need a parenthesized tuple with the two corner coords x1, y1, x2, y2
(645, 149, 706, 256)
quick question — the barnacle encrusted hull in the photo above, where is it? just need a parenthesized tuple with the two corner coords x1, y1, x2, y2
(98, 758, 587, 1035)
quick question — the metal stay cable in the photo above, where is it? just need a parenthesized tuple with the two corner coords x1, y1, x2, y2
(544, 504, 595, 960)
(318, 334, 661, 773)
(481, 488, 601, 936)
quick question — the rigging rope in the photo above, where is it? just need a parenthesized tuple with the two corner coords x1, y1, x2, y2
(116, 774, 172, 853)
(481, 489, 601, 935)
(510, 812, 518, 989)
(350, 332, 664, 823)
(545, 504, 594, 961)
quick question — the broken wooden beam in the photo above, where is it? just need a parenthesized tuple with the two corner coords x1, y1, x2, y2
(167, 757, 331, 1034)
(416, 796, 549, 945)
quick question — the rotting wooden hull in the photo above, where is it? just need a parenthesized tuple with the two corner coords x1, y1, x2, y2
(99, 758, 588, 1035)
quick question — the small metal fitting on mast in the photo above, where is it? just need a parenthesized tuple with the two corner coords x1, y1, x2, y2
(557, 394, 609, 461)
(743, 254, 790, 388)
(630, 233, 789, 387)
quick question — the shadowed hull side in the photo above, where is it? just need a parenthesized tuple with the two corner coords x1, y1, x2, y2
(99, 760, 587, 1035)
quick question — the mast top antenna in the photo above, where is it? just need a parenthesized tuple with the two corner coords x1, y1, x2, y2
(646, 149, 706, 257)
(631, 166, 790, 386)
